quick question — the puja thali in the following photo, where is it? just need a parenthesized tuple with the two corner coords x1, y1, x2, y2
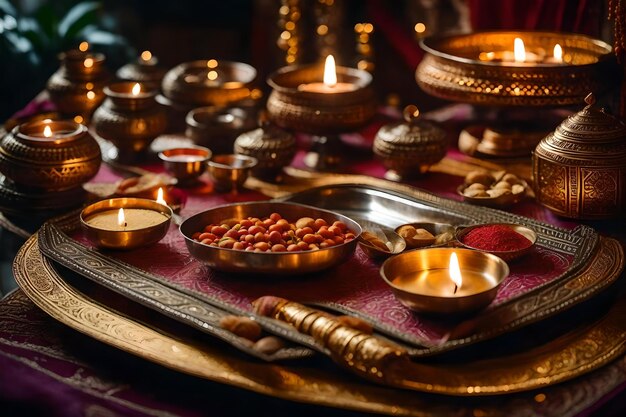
(10, 168, 626, 411)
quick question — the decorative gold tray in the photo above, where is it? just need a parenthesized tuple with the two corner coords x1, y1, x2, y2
(13, 233, 626, 413)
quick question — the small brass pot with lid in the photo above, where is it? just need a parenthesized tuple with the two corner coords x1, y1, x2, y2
(533, 93, 626, 219)
(233, 116, 296, 181)
(373, 105, 448, 181)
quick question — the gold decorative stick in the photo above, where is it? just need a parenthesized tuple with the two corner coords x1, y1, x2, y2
(253, 296, 409, 384)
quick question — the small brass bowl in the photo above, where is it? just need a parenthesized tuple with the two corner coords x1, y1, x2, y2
(158, 146, 212, 185)
(395, 222, 456, 249)
(457, 182, 529, 208)
(381, 248, 509, 315)
(186, 106, 258, 153)
(179, 201, 361, 275)
(80, 198, 172, 250)
(207, 154, 257, 192)
(456, 223, 537, 262)
(355, 218, 406, 259)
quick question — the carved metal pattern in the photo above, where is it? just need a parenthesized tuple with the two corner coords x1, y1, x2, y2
(13, 235, 626, 400)
(37, 222, 317, 362)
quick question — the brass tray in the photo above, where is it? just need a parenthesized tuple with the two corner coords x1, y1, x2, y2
(13, 233, 626, 409)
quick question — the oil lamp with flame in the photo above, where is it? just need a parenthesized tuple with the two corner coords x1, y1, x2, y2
(267, 54, 376, 170)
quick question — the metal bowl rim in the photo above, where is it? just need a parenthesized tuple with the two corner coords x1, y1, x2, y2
(455, 223, 538, 255)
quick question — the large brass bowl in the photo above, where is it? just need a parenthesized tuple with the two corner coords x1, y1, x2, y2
(180, 201, 361, 275)
(416, 31, 614, 107)
(266, 63, 376, 135)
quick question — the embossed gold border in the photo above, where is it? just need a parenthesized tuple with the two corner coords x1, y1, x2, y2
(13, 233, 626, 402)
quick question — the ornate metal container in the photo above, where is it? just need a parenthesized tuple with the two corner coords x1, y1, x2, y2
(266, 63, 376, 135)
(159, 60, 260, 131)
(0, 120, 101, 191)
(46, 50, 110, 118)
(373, 106, 448, 181)
(186, 106, 258, 154)
(92, 82, 167, 161)
(533, 94, 626, 219)
(116, 53, 167, 88)
(233, 120, 296, 180)
(416, 31, 614, 107)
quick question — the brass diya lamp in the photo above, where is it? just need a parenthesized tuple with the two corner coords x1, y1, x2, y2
(92, 82, 167, 162)
(159, 60, 260, 131)
(380, 248, 509, 315)
(233, 115, 296, 181)
(373, 105, 448, 181)
(534, 93, 626, 219)
(81, 197, 172, 250)
(416, 31, 615, 157)
(0, 119, 101, 191)
(267, 55, 376, 170)
(0, 119, 101, 213)
(116, 50, 167, 88)
(207, 154, 257, 193)
(46, 49, 110, 119)
(158, 145, 212, 186)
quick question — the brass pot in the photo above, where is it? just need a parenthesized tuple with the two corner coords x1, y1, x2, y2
(116, 53, 167, 88)
(233, 121, 296, 180)
(0, 120, 101, 191)
(186, 106, 258, 154)
(533, 94, 626, 219)
(46, 50, 110, 118)
(93, 82, 167, 160)
(266, 62, 376, 135)
(373, 105, 448, 181)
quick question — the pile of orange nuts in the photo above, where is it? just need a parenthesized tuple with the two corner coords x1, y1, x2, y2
(191, 213, 356, 252)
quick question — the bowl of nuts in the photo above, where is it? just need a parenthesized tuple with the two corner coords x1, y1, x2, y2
(394, 223, 456, 249)
(458, 170, 530, 207)
(180, 201, 361, 275)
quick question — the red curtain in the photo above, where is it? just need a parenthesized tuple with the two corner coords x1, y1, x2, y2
(468, 0, 604, 36)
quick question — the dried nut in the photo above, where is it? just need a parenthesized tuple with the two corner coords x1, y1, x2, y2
(487, 188, 512, 198)
(405, 228, 436, 248)
(512, 184, 526, 195)
(337, 315, 374, 334)
(492, 170, 507, 182)
(253, 336, 285, 355)
(414, 228, 435, 239)
(467, 183, 487, 191)
(219, 315, 262, 341)
(465, 170, 495, 186)
(396, 225, 417, 239)
(464, 188, 490, 198)
(493, 181, 512, 190)
(434, 231, 454, 245)
(295, 217, 315, 229)
(115, 173, 171, 196)
(501, 173, 521, 185)
(361, 231, 390, 252)
(219, 218, 240, 228)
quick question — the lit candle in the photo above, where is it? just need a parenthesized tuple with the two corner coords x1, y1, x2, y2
(43, 125, 52, 138)
(85, 207, 168, 232)
(132, 82, 141, 96)
(156, 187, 168, 206)
(297, 55, 357, 93)
(478, 37, 542, 64)
(543, 44, 564, 64)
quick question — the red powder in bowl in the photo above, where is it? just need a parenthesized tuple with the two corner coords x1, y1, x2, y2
(462, 225, 532, 252)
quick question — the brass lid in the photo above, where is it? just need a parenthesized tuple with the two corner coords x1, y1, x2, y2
(234, 120, 295, 152)
(539, 94, 626, 161)
(374, 105, 447, 156)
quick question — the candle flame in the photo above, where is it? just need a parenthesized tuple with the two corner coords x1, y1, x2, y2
(132, 83, 141, 96)
(83, 58, 94, 68)
(553, 44, 563, 62)
(79, 41, 89, 52)
(141, 50, 152, 61)
(207, 70, 218, 81)
(514, 38, 526, 63)
(43, 125, 52, 138)
(156, 187, 167, 206)
(323, 55, 337, 88)
(117, 208, 127, 227)
(449, 252, 462, 293)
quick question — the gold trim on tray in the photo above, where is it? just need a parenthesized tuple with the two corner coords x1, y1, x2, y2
(13, 233, 626, 404)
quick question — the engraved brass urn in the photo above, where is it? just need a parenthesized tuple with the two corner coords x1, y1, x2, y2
(234, 119, 296, 181)
(0, 120, 101, 192)
(373, 105, 448, 181)
(533, 94, 626, 219)
(46, 50, 110, 119)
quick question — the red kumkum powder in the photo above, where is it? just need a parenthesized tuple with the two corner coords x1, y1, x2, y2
(462, 225, 532, 252)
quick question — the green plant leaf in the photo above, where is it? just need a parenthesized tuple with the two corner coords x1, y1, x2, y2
(35, 4, 59, 41)
(58, 1, 100, 41)
(0, 0, 17, 17)
(83, 29, 127, 47)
